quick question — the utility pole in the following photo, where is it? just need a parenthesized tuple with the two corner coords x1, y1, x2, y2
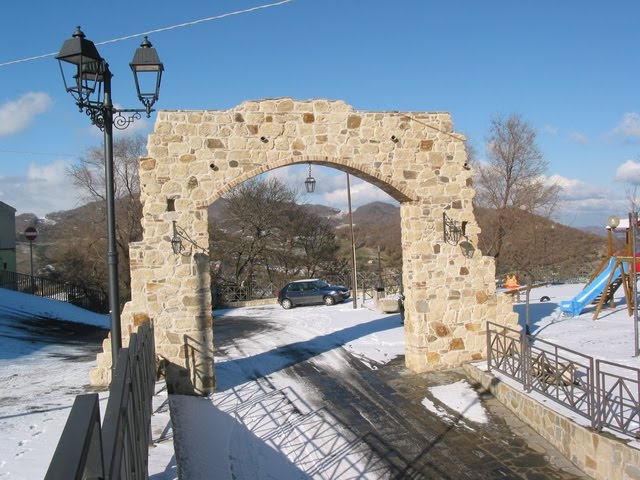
(347, 173, 358, 308)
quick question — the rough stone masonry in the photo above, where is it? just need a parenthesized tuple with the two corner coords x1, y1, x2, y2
(90, 98, 517, 394)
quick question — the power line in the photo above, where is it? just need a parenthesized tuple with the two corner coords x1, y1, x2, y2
(0, 0, 294, 68)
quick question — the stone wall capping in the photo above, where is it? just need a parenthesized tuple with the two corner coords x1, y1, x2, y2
(465, 363, 640, 480)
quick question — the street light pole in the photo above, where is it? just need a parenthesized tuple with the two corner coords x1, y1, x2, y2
(56, 27, 163, 371)
(102, 69, 122, 355)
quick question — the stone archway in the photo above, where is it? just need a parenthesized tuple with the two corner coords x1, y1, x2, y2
(90, 98, 517, 394)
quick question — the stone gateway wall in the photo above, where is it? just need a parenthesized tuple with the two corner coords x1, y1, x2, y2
(90, 98, 517, 394)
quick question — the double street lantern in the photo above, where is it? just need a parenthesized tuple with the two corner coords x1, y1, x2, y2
(57, 27, 163, 120)
(130, 36, 164, 115)
(56, 27, 164, 371)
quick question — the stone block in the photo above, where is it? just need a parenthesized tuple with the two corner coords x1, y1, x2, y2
(89, 367, 111, 387)
(376, 297, 400, 313)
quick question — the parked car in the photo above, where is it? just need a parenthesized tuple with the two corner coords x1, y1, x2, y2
(277, 279, 350, 309)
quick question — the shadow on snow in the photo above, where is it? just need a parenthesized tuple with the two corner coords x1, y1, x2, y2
(214, 312, 402, 391)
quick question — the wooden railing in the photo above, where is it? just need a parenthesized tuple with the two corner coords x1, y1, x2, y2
(44, 321, 156, 479)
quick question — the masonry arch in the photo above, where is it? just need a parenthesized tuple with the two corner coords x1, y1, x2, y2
(90, 98, 517, 394)
(207, 155, 415, 207)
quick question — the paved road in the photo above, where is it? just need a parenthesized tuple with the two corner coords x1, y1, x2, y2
(213, 314, 590, 480)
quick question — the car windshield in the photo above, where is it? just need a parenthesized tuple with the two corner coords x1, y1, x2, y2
(315, 280, 329, 288)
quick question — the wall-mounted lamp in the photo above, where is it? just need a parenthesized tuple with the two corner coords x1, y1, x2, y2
(170, 220, 208, 255)
(443, 212, 467, 245)
(171, 221, 184, 254)
(304, 163, 316, 193)
(459, 240, 475, 258)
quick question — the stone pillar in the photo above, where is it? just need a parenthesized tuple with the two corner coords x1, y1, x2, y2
(401, 198, 518, 372)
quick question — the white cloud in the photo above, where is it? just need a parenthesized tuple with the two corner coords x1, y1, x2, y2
(611, 112, 640, 139)
(548, 174, 607, 201)
(319, 177, 397, 212)
(568, 131, 589, 145)
(547, 174, 626, 226)
(0, 159, 84, 217)
(614, 160, 640, 185)
(263, 164, 398, 212)
(0, 92, 53, 137)
(542, 125, 558, 135)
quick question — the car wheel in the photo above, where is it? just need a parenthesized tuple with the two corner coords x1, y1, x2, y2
(323, 295, 336, 306)
(281, 298, 293, 309)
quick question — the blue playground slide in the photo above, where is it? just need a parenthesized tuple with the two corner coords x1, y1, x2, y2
(560, 257, 620, 317)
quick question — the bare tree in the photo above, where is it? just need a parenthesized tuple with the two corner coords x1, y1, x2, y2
(626, 186, 640, 215)
(55, 134, 146, 300)
(209, 177, 340, 291)
(214, 178, 298, 285)
(475, 113, 561, 271)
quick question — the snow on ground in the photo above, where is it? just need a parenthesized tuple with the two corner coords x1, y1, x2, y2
(0, 289, 176, 480)
(173, 302, 408, 479)
(0, 288, 109, 329)
(517, 283, 640, 367)
(0, 281, 639, 478)
(421, 380, 489, 425)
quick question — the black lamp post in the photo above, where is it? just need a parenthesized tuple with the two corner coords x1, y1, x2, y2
(56, 27, 164, 370)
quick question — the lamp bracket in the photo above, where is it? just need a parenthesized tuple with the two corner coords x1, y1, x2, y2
(83, 105, 150, 132)
(443, 212, 467, 245)
(171, 220, 209, 256)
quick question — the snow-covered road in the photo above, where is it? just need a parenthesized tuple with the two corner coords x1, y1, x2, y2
(170, 302, 587, 479)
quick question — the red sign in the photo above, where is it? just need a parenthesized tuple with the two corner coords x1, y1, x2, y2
(24, 227, 37, 241)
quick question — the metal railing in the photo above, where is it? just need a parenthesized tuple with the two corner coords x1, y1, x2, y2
(0, 270, 108, 314)
(487, 322, 640, 438)
(596, 359, 640, 437)
(356, 271, 402, 301)
(212, 281, 278, 307)
(45, 321, 156, 479)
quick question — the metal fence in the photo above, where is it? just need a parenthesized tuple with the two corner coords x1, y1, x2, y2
(0, 270, 108, 314)
(212, 281, 278, 306)
(356, 271, 402, 301)
(487, 322, 639, 438)
(45, 321, 157, 480)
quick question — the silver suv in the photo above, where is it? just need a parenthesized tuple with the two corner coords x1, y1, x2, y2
(277, 279, 350, 309)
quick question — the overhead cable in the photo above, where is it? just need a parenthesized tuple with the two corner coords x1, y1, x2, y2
(0, 0, 294, 68)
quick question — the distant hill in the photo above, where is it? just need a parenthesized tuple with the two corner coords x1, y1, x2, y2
(352, 201, 399, 225)
(474, 206, 610, 281)
(302, 204, 343, 225)
(14, 198, 609, 283)
(15, 213, 39, 237)
(578, 225, 607, 237)
(332, 202, 402, 268)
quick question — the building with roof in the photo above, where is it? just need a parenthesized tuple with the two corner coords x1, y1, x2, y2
(0, 201, 16, 272)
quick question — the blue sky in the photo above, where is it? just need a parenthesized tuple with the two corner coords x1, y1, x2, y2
(1, 0, 640, 226)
